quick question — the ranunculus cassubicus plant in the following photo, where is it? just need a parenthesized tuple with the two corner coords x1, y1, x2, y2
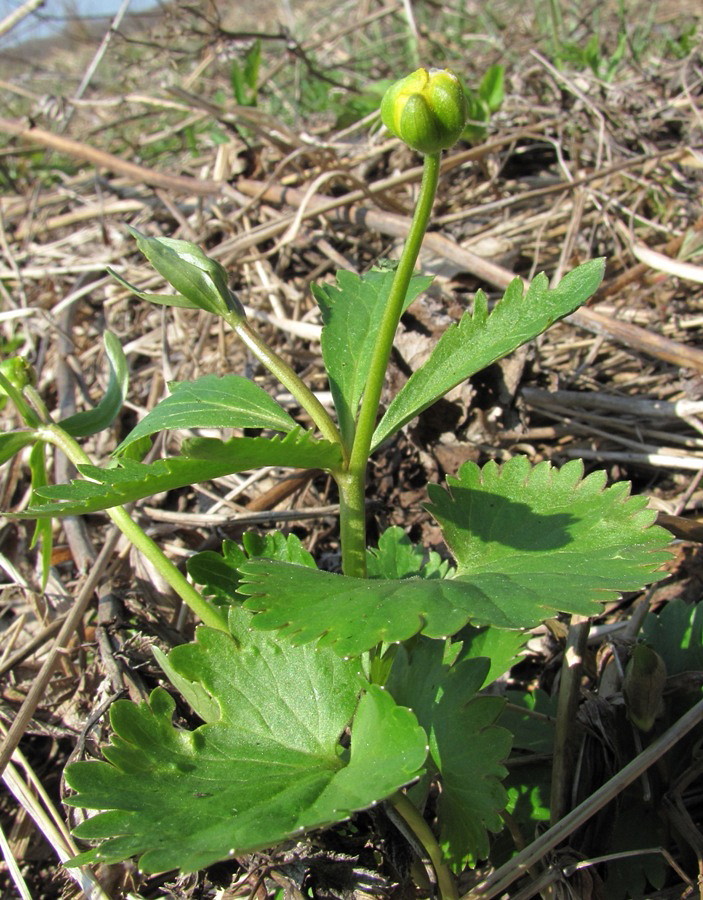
(0, 69, 669, 892)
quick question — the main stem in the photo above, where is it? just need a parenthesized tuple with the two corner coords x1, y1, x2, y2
(38, 425, 228, 632)
(338, 152, 441, 577)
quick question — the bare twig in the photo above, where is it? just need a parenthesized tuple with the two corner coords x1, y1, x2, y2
(0, 527, 122, 778)
(469, 697, 703, 899)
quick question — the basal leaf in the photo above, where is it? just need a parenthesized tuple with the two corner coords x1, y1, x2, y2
(366, 526, 453, 580)
(387, 642, 510, 869)
(312, 267, 432, 446)
(498, 691, 556, 846)
(59, 332, 128, 438)
(500, 689, 557, 754)
(478, 63, 505, 112)
(237, 457, 669, 656)
(65, 613, 427, 873)
(18, 430, 342, 517)
(187, 541, 248, 602)
(601, 803, 669, 899)
(431, 661, 510, 868)
(641, 598, 703, 676)
(455, 624, 527, 688)
(188, 532, 317, 605)
(426, 456, 670, 586)
(237, 560, 597, 656)
(386, 638, 463, 738)
(241, 531, 316, 567)
(372, 259, 605, 448)
(116, 375, 296, 453)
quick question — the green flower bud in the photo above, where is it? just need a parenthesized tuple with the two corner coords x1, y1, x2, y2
(127, 227, 246, 326)
(0, 356, 35, 390)
(380, 67, 467, 155)
(0, 357, 36, 411)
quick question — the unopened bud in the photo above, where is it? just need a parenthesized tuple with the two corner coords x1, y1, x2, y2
(380, 67, 467, 155)
(0, 356, 35, 390)
(127, 227, 245, 327)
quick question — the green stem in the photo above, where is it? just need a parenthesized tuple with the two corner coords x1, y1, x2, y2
(24, 385, 54, 425)
(339, 152, 441, 577)
(38, 424, 228, 632)
(233, 320, 346, 458)
(336, 470, 368, 578)
(390, 791, 458, 900)
(0, 371, 40, 428)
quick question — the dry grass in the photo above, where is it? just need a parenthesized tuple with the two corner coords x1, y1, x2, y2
(0, 0, 702, 896)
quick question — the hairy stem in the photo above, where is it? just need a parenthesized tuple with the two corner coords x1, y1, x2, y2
(38, 425, 228, 632)
(339, 152, 441, 577)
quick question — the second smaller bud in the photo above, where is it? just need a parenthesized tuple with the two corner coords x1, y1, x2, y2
(380, 67, 467, 155)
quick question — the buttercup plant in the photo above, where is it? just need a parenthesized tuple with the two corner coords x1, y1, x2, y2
(0, 68, 670, 889)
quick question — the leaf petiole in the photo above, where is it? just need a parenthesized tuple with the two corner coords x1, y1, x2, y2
(389, 791, 458, 900)
(232, 318, 346, 461)
(37, 424, 228, 632)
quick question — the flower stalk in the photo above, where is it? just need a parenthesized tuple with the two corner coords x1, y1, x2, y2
(338, 151, 441, 577)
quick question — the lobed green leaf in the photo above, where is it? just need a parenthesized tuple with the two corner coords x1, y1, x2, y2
(372, 259, 605, 448)
(65, 613, 427, 873)
(387, 641, 511, 868)
(188, 531, 317, 605)
(237, 561, 600, 656)
(237, 457, 670, 656)
(426, 455, 670, 583)
(366, 525, 453, 580)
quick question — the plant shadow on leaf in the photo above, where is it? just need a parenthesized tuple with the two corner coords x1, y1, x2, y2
(434, 487, 577, 552)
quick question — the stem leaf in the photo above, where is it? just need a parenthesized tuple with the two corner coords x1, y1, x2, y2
(372, 259, 605, 449)
(59, 332, 129, 438)
(16, 430, 342, 517)
(116, 374, 297, 453)
(28, 442, 52, 589)
(127, 228, 243, 322)
(108, 267, 200, 309)
(313, 266, 432, 446)
(0, 431, 37, 466)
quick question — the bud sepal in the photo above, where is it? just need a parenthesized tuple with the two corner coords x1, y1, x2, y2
(380, 67, 467, 155)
